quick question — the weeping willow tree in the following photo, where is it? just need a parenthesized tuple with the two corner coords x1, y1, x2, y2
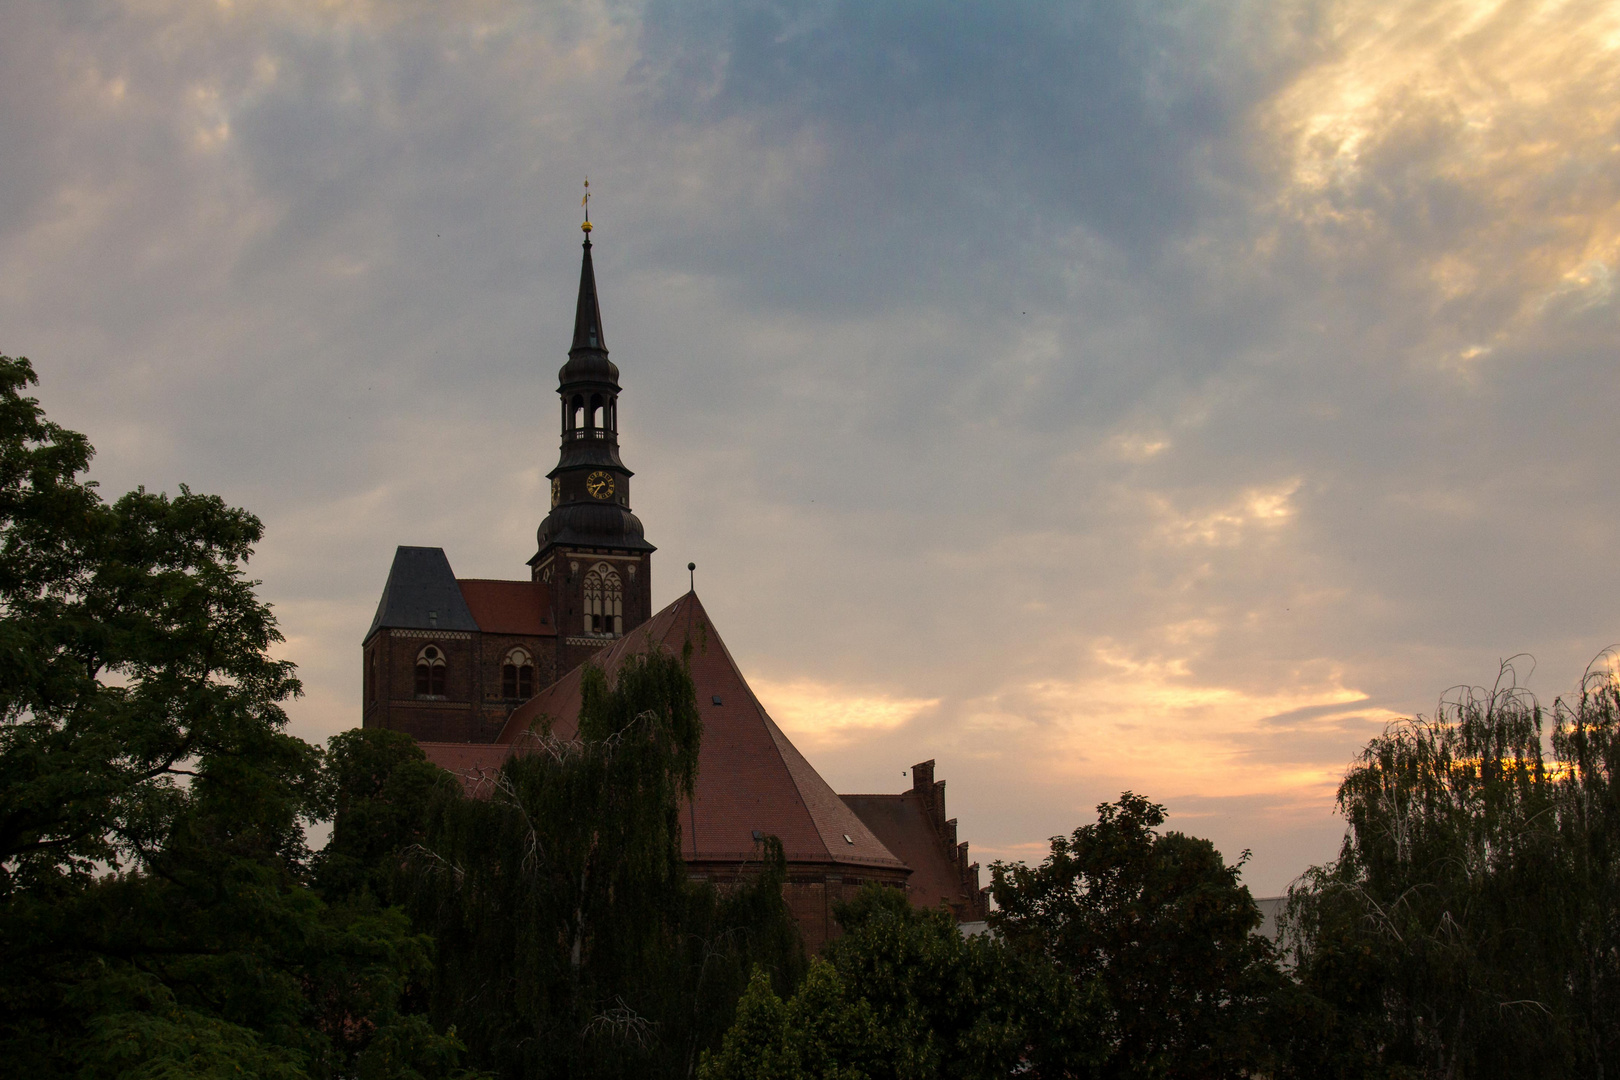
(1550, 662, 1620, 1078)
(1281, 660, 1620, 1079)
(408, 645, 804, 1080)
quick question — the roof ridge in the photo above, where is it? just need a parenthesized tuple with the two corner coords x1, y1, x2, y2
(688, 603, 903, 869)
(481, 591, 905, 871)
(691, 603, 835, 864)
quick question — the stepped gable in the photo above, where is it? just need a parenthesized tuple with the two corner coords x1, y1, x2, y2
(365, 546, 480, 642)
(842, 759, 990, 921)
(456, 579, 554, 636)
(444, 591, 905, 873)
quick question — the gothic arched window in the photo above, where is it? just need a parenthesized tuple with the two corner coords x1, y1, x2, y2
(582, 563, 623, 636)
(502, 647, 535, 699)
(415, 644, 447, 697)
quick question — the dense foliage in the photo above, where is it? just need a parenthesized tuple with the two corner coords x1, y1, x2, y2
(406, 650, 805, 1080)
(701, 885, 1100, 1080)
(1280, 665, 1620, 1079)
(990, 793, 1280, 1079)
(0, 354, 472, 1077)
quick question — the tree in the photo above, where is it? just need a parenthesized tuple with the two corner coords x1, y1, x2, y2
(1551, 661, 1620, 1075)
(702, 884, 1100, 1080)
(314, 726, 459, 906)
(410, 646, 805, 1079)
(991, 793, 1279, 1079)
(1280, 663, 1620, 1079)
(0, 354, 473, 1077)
(700, 962, 882, 1080)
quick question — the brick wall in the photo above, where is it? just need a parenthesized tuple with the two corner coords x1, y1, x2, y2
(363, 627, 557, 744)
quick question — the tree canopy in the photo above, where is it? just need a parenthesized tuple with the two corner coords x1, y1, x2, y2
(0, 353, 475, 1078)
(990, 793, 1280, 1079)
(701, 884, 1100, 1080)
(1280, 663, 1620, 1079)
(408, 649, 804, 1079)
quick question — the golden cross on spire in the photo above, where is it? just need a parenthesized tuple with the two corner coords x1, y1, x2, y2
(581, 177, 592, 233)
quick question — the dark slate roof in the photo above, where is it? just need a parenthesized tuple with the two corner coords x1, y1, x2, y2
(560, 236, 619, 386)
(571, 235, 606, 353)
(364, 546, 481, 642)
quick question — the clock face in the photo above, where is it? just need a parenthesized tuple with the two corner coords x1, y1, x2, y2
(586, 471, 615, 500)
(551, 478, 560, 508)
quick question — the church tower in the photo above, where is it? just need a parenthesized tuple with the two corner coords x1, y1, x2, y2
(530, 218, 655, 675)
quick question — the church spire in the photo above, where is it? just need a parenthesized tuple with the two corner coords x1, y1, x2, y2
(571, 182, 605, 353)
(533, 195, 654, 668)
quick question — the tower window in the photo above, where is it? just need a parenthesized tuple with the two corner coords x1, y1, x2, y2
(502, 647, 535, 699)
(582, 563, 623, 636)
(570, 395, 585, 433)
(589, 394, 604, 430)
(415, 644, 447, 697)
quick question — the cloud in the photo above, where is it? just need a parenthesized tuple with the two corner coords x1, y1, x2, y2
(3, 0, 1619, 894)
(752, 676, 939, 750)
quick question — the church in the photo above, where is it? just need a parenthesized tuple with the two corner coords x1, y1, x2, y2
(361, 216, 988, 948)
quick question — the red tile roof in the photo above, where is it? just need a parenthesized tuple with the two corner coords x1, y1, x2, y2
(456, 578, 554, 636)
(466, 592, 906, 873)
(415, 741, 511, 792)
(842, 792, 973, 912)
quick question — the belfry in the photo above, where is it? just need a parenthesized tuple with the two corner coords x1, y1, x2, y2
(530, 225, 656, 676)
(361, 211, 988, 947)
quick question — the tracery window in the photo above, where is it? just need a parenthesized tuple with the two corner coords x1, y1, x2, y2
(582, 563, 623, 636)
(502, 647, 535, 699)
(415, 644, 447, 697)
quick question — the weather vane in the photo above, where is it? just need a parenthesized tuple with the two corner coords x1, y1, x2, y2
(581, 177, 592, 234)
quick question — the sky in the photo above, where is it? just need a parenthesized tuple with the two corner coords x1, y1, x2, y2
(4, 0, 1619, 893)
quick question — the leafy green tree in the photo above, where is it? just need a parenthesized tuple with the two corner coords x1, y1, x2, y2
(702, 884, 1100, 1080)
(315, 726, 458, 906)
(700, 962, 882, 1080)
(1281, 664, 1620, 1079)
(411, 647, 804, 1079)
(0, 354, 473, 1078)
(991, 793, 1279, 1080)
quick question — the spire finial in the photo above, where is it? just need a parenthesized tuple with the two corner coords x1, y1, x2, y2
(581, 177, 592, 234)
(688, 562, 696, 593)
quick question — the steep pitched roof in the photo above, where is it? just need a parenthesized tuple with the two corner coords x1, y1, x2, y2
(365, 546, 480, 643)
(414, 741, 510, 782)
(428, 592, 905, 873)
(842, 792, 973, 912)
(571, 235, 606, 352)
(457, 579, 555, 636)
